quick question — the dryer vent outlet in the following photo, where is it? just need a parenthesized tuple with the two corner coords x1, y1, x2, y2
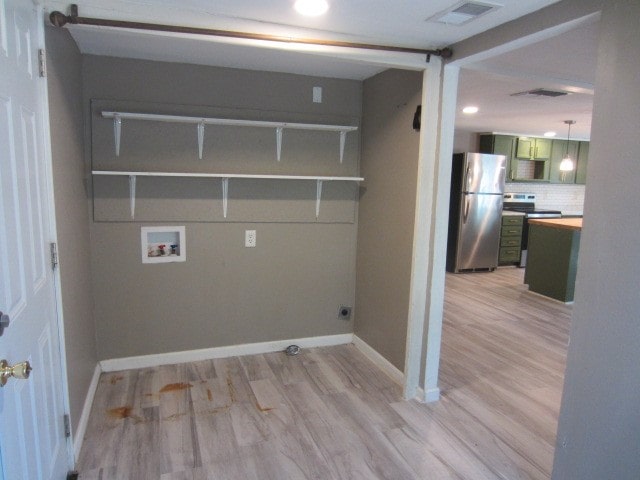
(338, 305, 352, 320)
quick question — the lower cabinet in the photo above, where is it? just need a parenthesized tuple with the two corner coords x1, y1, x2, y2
(498, 214, 524, 265)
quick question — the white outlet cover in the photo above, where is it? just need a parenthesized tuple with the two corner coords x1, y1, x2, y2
(245, 230, 256, 247)
(313, 86, 322, 103)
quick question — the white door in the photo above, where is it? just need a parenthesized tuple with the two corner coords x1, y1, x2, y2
(0, 1, 70, 479)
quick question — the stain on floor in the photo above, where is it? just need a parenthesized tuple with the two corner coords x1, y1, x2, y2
(159, 382, 193, 393)
(107, 406, 133, 419)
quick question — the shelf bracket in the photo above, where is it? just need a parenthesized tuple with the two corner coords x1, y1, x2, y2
(128, 175, 136, 219)
(339, 131, 347, 163)
(114, 114, 122, 156)
(197, 121, 205, 160)
(222, 177, 229, 218)
(276, 127, 283, 162)
(315, 179, 323, 219)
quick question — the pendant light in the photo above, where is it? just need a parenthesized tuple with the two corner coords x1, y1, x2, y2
(559, 120, 576, 173)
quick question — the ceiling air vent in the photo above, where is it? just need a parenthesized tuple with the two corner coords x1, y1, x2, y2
(511, 88, 570, 98)
(428, 1, 502, 26)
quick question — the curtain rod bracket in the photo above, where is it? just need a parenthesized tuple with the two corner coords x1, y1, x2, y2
(49, 5, 454, 59)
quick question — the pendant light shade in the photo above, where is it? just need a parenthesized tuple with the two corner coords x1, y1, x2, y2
(559, 120, 576, 172)
(559, 156, 574, 172)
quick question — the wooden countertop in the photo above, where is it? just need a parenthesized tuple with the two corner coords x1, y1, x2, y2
(528, 218, 582, 231)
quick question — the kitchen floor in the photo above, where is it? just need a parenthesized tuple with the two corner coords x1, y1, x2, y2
(77, 267, 571, 479)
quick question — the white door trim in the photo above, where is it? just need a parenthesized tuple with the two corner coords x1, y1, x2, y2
(34, 4, 75, 469)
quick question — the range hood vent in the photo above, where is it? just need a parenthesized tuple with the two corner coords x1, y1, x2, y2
(428, 1, 502, 26)
(511, 88, 570, 98)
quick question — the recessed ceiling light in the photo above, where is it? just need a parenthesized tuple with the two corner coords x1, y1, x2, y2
(462, 106, 479, 114)
(544, 131, 557, 137)
(294, 0, 329, 16)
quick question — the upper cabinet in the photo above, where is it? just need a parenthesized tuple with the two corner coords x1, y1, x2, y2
(479, 134, 548, 182)
(479, 133, 589, 184)
(575, 141, 589, 185)
(549, 139, 579, 183)
(515, 137, 552, 160)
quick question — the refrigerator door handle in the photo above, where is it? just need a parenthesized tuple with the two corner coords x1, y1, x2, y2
(465, 165, 472, 192)
(463, 195, 470, 224)
(498, 166, 506, 190)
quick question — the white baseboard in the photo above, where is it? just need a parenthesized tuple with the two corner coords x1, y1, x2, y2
(352, 335, 404, 385)
(73, 363, 101, 460)
(100, 333, 354, 372)
(423, 386, 441, 403)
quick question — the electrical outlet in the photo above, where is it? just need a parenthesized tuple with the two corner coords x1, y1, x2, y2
(313, 86, 322, 103)
(338, 305, 352, 320)
(245, 230, 256, 248)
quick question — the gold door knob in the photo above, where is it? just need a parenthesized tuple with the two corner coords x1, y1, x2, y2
(0, 359, 32, 387)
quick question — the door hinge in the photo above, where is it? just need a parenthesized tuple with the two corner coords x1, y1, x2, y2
(63, 414, 71, 438)
(38, 49, 46, 77)
(50, 242, 58, 270)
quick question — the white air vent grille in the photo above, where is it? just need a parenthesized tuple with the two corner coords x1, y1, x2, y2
(454, 3, 495, 16)
(511, 88, 570, 98)
(428, 1, 502, 26)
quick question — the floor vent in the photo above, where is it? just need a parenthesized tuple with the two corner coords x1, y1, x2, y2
(427, 1, 502, 26)
(511, 88, 570, 98)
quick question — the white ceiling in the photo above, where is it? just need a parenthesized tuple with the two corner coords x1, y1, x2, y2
(43, 0, 596, 138)
(455, 19, 598, 139)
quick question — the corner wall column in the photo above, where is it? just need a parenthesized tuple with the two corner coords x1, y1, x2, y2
(403, 57, 452, 401)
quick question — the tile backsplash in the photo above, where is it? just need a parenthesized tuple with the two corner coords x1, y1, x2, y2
(504, 183, 585, 215)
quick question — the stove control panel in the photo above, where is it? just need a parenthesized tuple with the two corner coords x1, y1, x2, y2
(503, 192, 536, 202)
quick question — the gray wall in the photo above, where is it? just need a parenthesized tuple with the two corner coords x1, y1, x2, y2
(552, 1, 640, 477)
(355, 69, 422, 371)
(453, 129, 478, 153)
(83, 56, 361, 360)
(45, 27, 98, 436)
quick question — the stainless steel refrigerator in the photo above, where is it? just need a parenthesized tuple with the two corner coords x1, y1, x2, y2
(446, 153, 506, 273)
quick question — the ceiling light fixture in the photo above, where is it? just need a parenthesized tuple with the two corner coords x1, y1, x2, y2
(462, 106, 479, 114)
(559, 120, 576, 180)
(544, 131, 557, 137)
(294, 0, 329, 17)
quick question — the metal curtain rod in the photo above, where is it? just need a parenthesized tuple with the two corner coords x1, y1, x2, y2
(49, 5, 453, 60)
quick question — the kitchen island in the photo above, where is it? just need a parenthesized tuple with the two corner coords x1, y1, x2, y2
(524, 218, 582, 302)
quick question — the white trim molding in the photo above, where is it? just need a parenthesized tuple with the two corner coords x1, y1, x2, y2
(73, 363, 102, 459)
(100, 333, 354, 372)
(403, 58, 444, 401)
(352, 335, 404, 387)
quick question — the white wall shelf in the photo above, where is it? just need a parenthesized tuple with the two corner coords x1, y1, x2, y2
(92, 170, 364, 220)
(101, 111, 358, 163)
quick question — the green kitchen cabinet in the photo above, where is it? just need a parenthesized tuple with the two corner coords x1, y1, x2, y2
(575, 141, 589, 184)
(549, 139, 579, 183)
(479, 134, 514, 158)
(479, 134, 519, 182)
(524, 221, 581, 302)
(499, 214, 524, 265)
(515, 137, 552, 160)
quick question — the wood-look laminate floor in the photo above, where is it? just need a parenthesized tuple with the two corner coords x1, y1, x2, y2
(78, 267, 572, 479)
